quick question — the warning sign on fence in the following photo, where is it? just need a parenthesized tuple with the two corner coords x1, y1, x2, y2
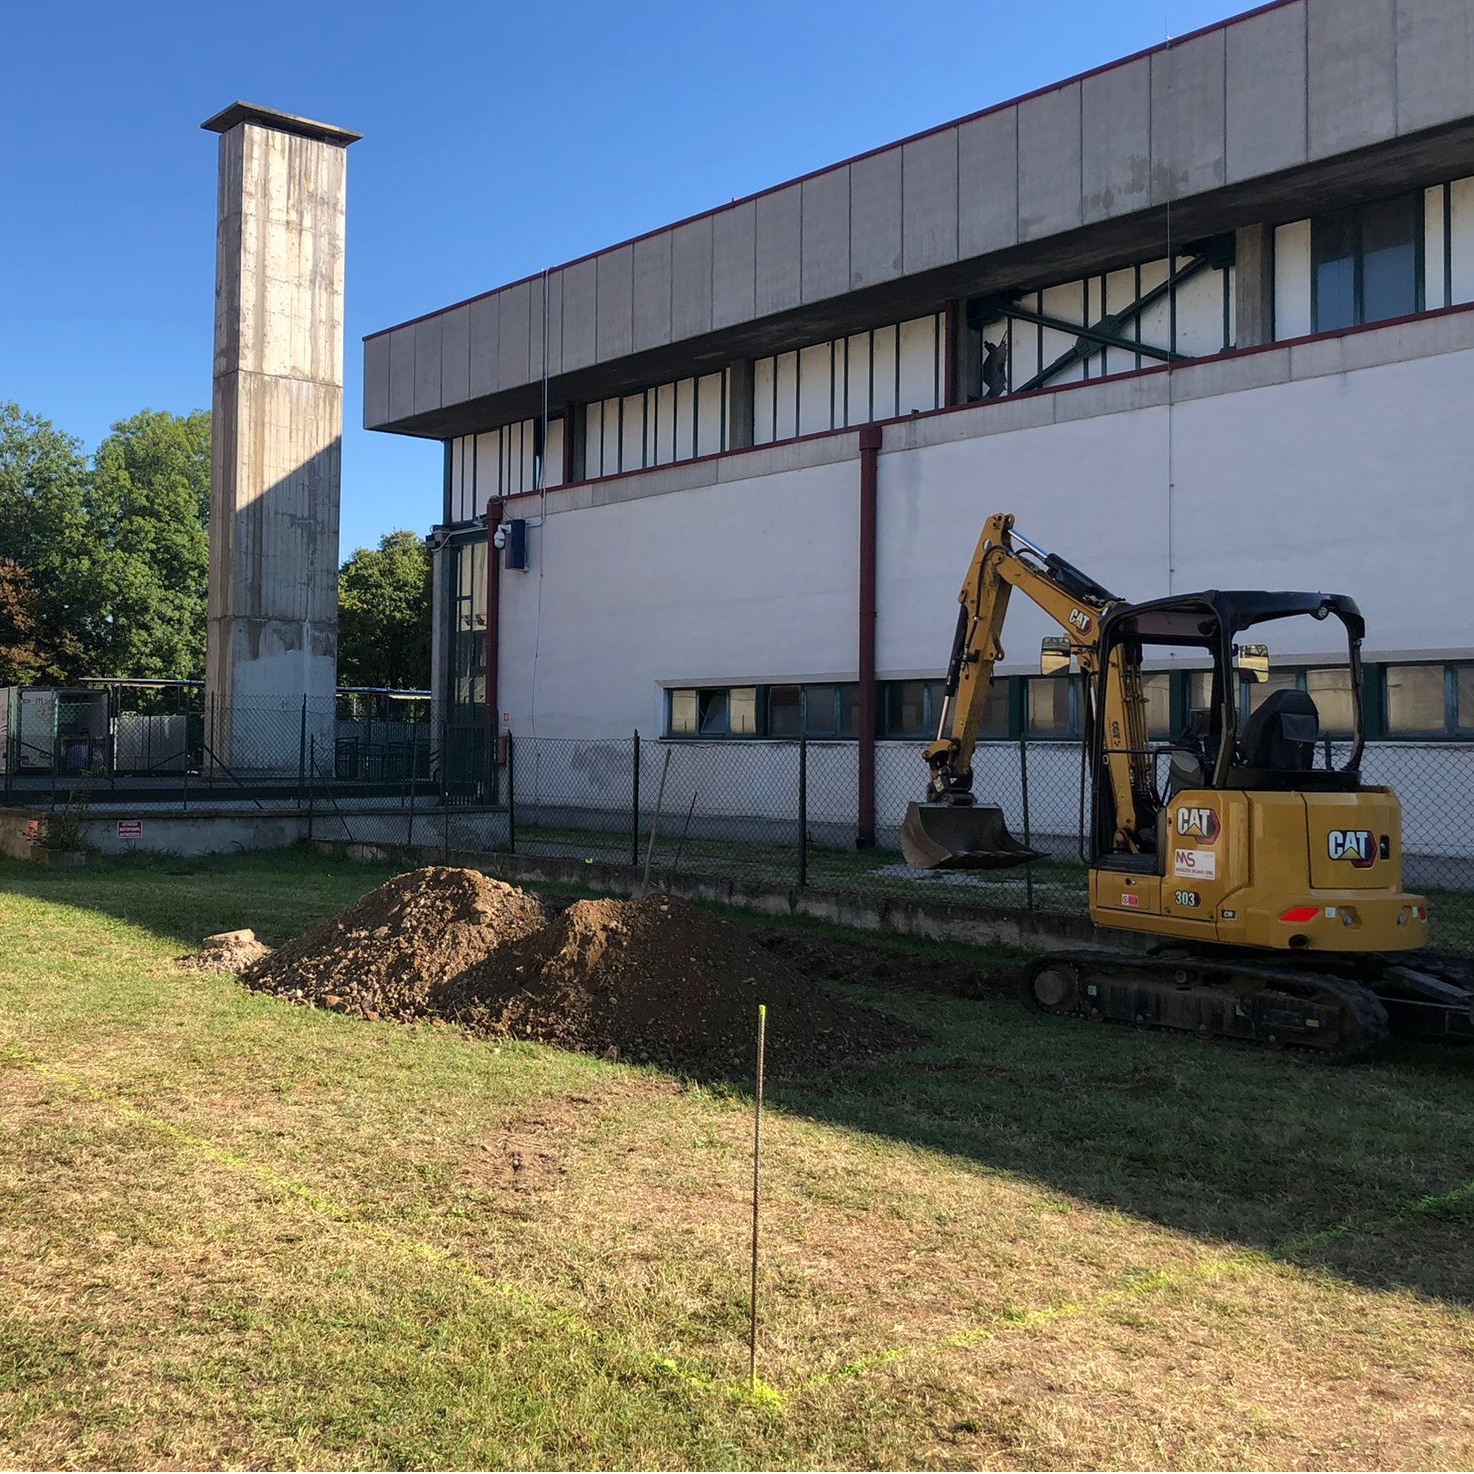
(116, 819, 143, 839)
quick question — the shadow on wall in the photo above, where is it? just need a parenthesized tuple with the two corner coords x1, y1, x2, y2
(206, 434, 343, 774)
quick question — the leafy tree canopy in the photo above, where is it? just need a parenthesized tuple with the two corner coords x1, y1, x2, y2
(337, 531, 432, 692)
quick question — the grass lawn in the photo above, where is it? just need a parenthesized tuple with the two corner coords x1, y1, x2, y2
(2, 850, 1473, 1470)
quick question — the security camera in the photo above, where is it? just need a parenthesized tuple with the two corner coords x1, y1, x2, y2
(492, 525, 508, 550)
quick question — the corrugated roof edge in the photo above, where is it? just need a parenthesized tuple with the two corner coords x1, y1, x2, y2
(362, 0, 1294, 343)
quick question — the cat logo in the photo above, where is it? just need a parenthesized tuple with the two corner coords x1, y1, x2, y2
(1328, 829, 1376, 868)
(1175, 806, 1220, 842)
(1068, 608, 1093, 635)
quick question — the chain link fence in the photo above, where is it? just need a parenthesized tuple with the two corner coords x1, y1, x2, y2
(4, 699, 1469, 955)
(496, 734, 1473, 956)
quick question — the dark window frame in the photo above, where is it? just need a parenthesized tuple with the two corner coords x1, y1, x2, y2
(1311, 191, 1425, 333)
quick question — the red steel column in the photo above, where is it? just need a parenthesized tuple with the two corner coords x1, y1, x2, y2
(484, 501, 503, 732)
(857, 424, 882, 848)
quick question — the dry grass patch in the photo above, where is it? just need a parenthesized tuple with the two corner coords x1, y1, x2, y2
(3, 850, 1474, 1471)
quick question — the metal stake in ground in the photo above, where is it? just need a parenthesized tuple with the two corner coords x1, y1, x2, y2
(665, 790, 698, 890)
(749, 1001, 767, 1391)
(639, 746, 672, 899)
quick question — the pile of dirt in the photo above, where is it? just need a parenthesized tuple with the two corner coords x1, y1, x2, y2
(177, 929, 273, 973)
(452, 894, 916, 1076)
(241, 867, 546, 1020)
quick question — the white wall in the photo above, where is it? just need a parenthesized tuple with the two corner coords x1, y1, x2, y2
(489, 319, 1474, 837)
(497, 454, 859, 740)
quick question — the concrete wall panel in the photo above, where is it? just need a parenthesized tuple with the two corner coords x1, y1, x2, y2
(499, 280, 533, 389)
(561, 260, 597, 373)
(596, 246, 633, 361)
(413, 317, 442, 415)
(850, 149, 904, 289)
(1308, 0, 1396, 161)
(958, 107, 1018, 258)
(439, 304, 470, 408)
(387, 327, 415, 421)
(1396, 0, 1474, 136)
(1151, 30, 1226, 206)
(1226, 0, 1307, 183)
(712, 201, 756, 329)
(468, 293, 499, 397)
(1017, 84, 1082, 241)
(671, 215, 713, 340)
(1081, 58, 1151, 225)
(801, 167, 850, 304)
(756, 184, 803, 316)
(903, 128, 959, 274)
(632, 232, 673, 351)
(541, 270, 563, 379)
(363, 332, 390, 428)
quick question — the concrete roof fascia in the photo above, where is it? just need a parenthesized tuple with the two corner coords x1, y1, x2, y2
(362, 0, 1298, 342)
(202, 101, 362, 148)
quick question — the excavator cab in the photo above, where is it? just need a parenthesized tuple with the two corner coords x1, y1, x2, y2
(1086, 591, 1366, 873)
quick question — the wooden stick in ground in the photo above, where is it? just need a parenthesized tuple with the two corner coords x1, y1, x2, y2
(749, 1001, 767, 1391)
(639, 746, 672, 898)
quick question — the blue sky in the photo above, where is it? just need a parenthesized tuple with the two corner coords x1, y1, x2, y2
(2, 0, 1257, 557)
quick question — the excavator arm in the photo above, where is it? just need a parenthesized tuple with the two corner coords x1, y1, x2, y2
(903, 512, 1156, 869)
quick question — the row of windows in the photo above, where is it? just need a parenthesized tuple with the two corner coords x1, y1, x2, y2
(448, 418, 567, 524)
(969, 251, 1234, 397)
(752, 313, 946, 443)
(584, 369, 729, 479)
(446, 175, 1474, 526)
(665, 664, 1474, 741)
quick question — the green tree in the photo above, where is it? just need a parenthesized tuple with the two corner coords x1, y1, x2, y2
(337, 531, 432, 690)
(0, 560, 44, 685)
(87, 409, 211, 679)
(0, 402, 93, 683)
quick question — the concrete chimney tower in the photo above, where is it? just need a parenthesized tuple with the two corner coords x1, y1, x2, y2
(201, 103, 359, 767)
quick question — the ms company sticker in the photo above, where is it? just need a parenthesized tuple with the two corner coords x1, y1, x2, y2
(1174, 848, 1217, 880)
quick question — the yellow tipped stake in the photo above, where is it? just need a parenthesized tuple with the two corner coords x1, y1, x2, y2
(749, 1001, 767, 1393)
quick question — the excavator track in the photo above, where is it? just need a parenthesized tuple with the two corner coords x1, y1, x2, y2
(1020, 949, 1390, 1062)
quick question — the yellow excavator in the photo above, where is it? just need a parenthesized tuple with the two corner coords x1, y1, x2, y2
(901, 513, 1473, 1060)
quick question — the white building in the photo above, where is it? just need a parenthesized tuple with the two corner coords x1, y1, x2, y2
(365, 0, 1474, 854)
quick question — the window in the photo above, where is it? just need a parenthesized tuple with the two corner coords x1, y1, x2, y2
(1304, 667, 1356, 735)
(1141, 673, 1172, 738)
(670, 690, 698, 735)
(1459, 666, 1474, 732)
(767, 685, 801, 738)
(753, 314, 945, 444)
(883, 681, 928, 739)
(1385, 664, 1446, 733)
(586, 371, 727, 478)
(1312, 194, 1421, 333)
(665, 686, 756, 736)
(1027, 676, 1075, 736)
(1244, 670, 1299, 715)
(448, 537, 487, 716)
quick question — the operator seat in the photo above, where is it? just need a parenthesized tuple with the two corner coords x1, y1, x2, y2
(1239, 688, 1320, 772)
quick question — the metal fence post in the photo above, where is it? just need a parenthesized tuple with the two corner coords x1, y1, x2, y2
(3, 692, 12, 808)
(406, 739, 417, 849)
(631, 730, 641, 868)
(1019, 734, 1034, 912)
(798, 738, 808, 889)
(506, 732, 516, 853)
(307, 735, 315, 841)
(297, 694, 307, 806)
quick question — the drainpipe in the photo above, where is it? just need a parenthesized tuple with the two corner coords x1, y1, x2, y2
(484, 501, 503, 735)
(857, 424, 882, 848)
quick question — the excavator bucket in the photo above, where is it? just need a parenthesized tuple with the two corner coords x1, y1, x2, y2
(900, 802, 1046, 871)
